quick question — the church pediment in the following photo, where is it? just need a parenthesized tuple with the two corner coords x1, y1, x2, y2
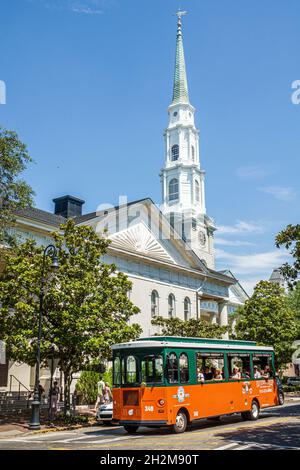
(109, 222, 176, 264)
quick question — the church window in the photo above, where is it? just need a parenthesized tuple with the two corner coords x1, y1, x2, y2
(168, 294, 176, 318)
(169, 178, 179, 202)
(191, 146, 195, 160)
(171, 144, 179, 161)
(184, 297, 191, 321)
(195, 180, 200, 202)
(151, 290, 159, 318)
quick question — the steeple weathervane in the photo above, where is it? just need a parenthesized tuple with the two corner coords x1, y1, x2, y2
(172, 9, 189, 105)
(175, 9, 187, 24)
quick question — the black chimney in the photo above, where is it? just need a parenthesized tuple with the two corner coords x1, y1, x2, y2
(53, 195, 85, 219)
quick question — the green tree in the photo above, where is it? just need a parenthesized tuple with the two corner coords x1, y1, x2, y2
(275, 224, 300, 288)
(0, 219, 142, 412)
(0, 126, 34, 246)
(286, 283, 300, 337)
(75, 371, 100, 405)
(151, 316, 228, 338)
(234, 281, 298, 370)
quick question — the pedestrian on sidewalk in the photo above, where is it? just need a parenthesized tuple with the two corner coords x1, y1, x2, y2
(49, 381, 60, 416)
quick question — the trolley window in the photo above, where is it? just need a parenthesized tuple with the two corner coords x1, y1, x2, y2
(196, 352, 225, 382)
(179, 353, 189, 383)
(253, 354, 274, 379)
(167, 352, 179, 383)
(113, 356, 121, 385)
(227, 353, 250, 380)
(141, 355, 163, 383)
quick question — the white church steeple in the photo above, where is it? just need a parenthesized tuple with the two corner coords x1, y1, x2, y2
(160, 11, 216, 269)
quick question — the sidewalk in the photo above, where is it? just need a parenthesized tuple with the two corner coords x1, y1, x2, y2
(0, 408, 97, 439)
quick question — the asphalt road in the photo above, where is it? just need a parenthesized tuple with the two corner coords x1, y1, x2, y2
(0, 403, 299, 451)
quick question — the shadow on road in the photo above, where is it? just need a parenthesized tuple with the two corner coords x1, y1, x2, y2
(215, 419, 300, 449)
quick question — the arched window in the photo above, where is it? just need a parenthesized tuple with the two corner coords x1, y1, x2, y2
(168, 293, 175, 318)
(184, 297, 191, 321)
(191, 145, 195, 161)
(151, 290, 159, 318)
(195, 180, 200, 202)
(169, 178, 179, 202)
(171, 144, 179, 161)
(179, 353, 189, 383)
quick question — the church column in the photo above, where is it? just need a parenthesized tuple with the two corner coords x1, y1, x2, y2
(211, 313, 218, 324)
(218, 302, 229, 339)
(200, 172, 206, 213)
(163, 173, 167, 207)
(166, 131, 170, 162)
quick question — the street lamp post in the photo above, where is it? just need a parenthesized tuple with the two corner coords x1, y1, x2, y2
(29, 244, 59, 430)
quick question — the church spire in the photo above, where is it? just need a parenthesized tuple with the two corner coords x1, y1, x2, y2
(172, 10, 189, 105)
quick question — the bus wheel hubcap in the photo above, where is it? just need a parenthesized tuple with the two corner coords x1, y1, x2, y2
(176, 414, 185, 429)
(252, 404, 258, 417)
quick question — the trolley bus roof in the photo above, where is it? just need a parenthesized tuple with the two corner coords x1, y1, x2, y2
(112, 337, 274, 352)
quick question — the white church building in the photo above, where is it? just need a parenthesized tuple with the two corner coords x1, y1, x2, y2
(0, 14, 248, 392)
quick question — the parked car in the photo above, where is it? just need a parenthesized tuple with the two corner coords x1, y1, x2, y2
(275, 376, 284, 405)
(96, 402, 114, 425)
(286, 376, 300, 387)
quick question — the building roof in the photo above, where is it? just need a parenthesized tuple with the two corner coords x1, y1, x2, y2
(15, 207, 66, 227)
(172, 15, 190, 105)
(74, 198, 152, 224)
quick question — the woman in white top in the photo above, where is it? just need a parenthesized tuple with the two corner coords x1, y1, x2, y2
(231, 367, 241, 379)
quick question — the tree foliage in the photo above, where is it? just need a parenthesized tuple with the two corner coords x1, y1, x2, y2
(75, 371, 100, 405)
(276, 224, 300, 288)
(0, 126, 34, 246)
(234, 281, 298, 369)
(0, 219, 142, 411)
(286, 283, 300, 338)
(151, 316, 228, 338)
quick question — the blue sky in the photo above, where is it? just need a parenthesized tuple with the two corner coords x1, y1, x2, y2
(1, 0, 299, 293)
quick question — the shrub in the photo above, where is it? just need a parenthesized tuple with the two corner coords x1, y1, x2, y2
(282, 385, 300, 393)
(54, 412, 89, 425)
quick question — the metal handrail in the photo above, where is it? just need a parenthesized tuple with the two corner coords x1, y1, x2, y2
(9, 375, 31, 400)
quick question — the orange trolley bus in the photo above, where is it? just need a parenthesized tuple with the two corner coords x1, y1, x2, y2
(112, 336, 284, 434)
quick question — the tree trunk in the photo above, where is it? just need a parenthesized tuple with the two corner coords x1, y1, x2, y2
(63, 369, 72, 416)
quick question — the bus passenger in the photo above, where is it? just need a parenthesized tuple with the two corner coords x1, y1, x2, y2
(213, 369, 223, 381)
(197, 368, 204, 383)
(204, 367, 213, 380)
(241, 369, 250, 379)
(231, 367, 241, 379)
(253, 366, 261, 379)
(262, 366, 271, 379)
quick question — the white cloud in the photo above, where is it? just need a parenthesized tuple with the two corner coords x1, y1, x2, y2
(72, 6, 103, 14)
(26, 0, 110, 14)
(236, 165, 273, 180)
(215, 248, 289, 276)
(258, 186, 296, 202)
(215, 237, 256, 247)
(217, 220, 264, 235)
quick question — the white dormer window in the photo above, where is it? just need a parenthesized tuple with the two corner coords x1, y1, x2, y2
(171, 144, 179, 161)
(169, 178, 179, 202)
